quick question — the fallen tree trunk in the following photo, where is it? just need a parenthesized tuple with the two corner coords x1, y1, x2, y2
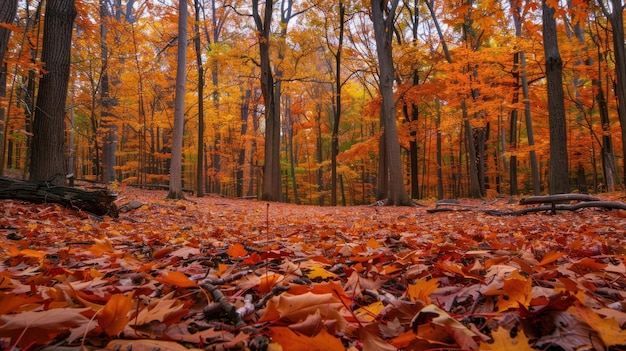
(429, 200, 626, 216)
(0, 177, 118, 217)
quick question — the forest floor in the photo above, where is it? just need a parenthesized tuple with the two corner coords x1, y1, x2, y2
(1, 187, 626, 351)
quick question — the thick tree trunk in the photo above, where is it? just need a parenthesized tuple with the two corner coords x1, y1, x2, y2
(253, 0, 281, 202)
(166, 0, 187, 200)
(0, 177, 118, 216)
(371, 0, 412, 206)
(30, 0, 77, 186)
(542, 0, 569, 194)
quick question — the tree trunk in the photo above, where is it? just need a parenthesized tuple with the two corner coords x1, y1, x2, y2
(252, 0, 281, 202)
(606, 0, 626, 186)
(30, 0, 77, 185)
(542, 0, 569, 194)
(237, 90, 251, 198)
(371, 0, 412, 206)
(166, 0, 187, 200)
(194, 0, 205, 197)
(436, 103, 444, 199)
(0, 0, 18, 176)
(331, 1, 345, 206)
(0, 177, 118, 216)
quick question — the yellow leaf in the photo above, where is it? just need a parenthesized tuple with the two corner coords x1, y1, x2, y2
(568, 303, 626, 346)
(480, 327, 534, 350)
(306, 265, 337, 280)
(354, 301, 384, 322)
(366, 237, 382, 249)
(99, 292, 134, 336)
(407, 278, 439, 304)
(500, 270, 532, 311)
(88, 238, 115, 255)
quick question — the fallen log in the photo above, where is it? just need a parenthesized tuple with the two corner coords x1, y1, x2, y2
(0, 177, 118, 217)
(429, 201, 626, 216)
(519, 193, 602, 214)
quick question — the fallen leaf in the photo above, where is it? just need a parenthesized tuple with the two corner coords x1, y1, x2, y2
(99, 292, 135, 336)
(269, 327, 344, 351)
(480, 326, 534, 350)
(407, 277, 439, 304)
(99, 339, 204, 351)
(154, 270, 198, 288)
(227, 242, 248, 258)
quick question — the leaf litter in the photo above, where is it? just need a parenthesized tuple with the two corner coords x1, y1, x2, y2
(0, 189, 626, 350)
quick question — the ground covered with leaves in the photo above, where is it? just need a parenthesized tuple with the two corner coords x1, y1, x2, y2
(1, 189, 626, 351)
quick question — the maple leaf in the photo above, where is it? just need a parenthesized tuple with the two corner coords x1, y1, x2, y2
(407, 277, 439, 304)
(259, 292, 347, 332)
(306, 264, 338, 280)
(98, 292, 135, 336)
(154, 270, 198, 288)
(354, 300, 385, 322)
(269, 326, 344, 351)
(411, 304, 479, 350)
(227, 242, 248, 258)
(568, 303, 626, 346)
(480, 326, 534, 350)
(130, 291, 188, 328)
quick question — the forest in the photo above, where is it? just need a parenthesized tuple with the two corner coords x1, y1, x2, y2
(3, 1, 626, 350)
(0, 0, 625, 205)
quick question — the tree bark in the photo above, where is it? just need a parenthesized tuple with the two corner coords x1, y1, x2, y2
(371, 0, 412, 206)
(166, 0, 187, 200)
(253, 0, 281, 202)
(30, 0, 77, 185)
(605, 0, 626, 186)
(542, 0, 569, 194)
(330, 1, 345, 206)
(0, 177, 118, 216)
(194, 0, 205, 197)
(0, 0, 18, 176)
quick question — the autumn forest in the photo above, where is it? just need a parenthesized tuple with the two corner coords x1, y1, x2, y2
(1, 0, 625, 205)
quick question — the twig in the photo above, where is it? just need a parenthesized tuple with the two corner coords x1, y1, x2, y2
(200, 282, 246, 328)
(255, 285, 291, 310)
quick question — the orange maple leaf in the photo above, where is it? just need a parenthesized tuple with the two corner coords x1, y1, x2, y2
(227, 243, 248, 258)
(99, 292, 135, 336)
(407, 277, 439, 304)
(269, 326, 344, 351)
(154, 271, 197, 288)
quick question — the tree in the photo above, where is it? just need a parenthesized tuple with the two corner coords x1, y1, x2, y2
(166, 0, 187, 200)
(509, 0, 540, 195)
(542, 0, 569, 194)
(597, 0, 626, 186)
(194, 0, 205, 197)
(371, 0, 412, 206)
(0, 0, 18, 177)
(29, 0, 77, 185)
(252, 0, 281, 202)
